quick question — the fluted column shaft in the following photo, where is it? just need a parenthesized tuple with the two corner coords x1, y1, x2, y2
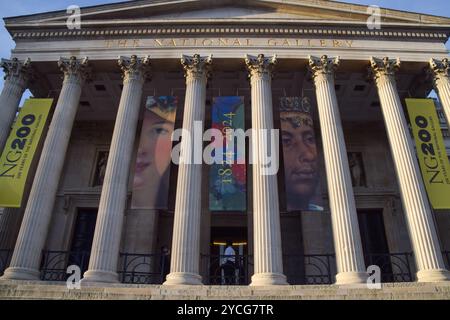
(245, 54, 287, 286)
(309, 55, 367, 284)
(430, 58, 450, 127)
(164, 54, 211, 286)
(83, 56, 151, 283)
(1, 57, 89, 280)
(371, 57, 449, 282)
(0, 58, 31, 153)
(0, 59, 32, 254)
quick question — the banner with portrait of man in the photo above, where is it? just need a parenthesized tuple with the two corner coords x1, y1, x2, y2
(131, 96, 178, 209)
(279, 97, 323, 212)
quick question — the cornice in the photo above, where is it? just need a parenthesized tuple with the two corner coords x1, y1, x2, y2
(9, 24, 449, 42)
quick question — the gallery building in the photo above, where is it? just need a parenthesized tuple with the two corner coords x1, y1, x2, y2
(0, 0, 449, 298)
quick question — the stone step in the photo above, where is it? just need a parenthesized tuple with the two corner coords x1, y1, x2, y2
(0, 281, 449, 300)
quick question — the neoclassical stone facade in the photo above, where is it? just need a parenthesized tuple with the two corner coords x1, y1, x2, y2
(0, 0, 449, 296)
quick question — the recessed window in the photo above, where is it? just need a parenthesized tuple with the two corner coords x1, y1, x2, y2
(354, 85, 366, 92)
(347, 152, 367, 187)
(92, 151, 109, 187)
(94, 84, 106, 91)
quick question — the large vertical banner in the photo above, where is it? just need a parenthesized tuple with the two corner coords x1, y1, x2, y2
(0, 98, 53, 207)
(280, 97, 323, 212)
(132, 96, 178, 209)
(209, 96, 246, 211)
(406, 98, 450, 209)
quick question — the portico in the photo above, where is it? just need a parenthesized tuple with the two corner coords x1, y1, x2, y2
(0, 0, 449, 290)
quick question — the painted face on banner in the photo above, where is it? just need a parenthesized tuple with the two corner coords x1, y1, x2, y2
(280, 97, 323, 212)
(132, 96, 177, 209)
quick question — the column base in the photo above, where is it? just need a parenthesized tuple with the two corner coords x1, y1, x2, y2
(81, 269, 119, 284)
(250, 272, 288, 286)
(335, 271, 367, 285)
(163, 272, 203, 285)
(0, 267, 41, 281)
(416, 269, 450, 282)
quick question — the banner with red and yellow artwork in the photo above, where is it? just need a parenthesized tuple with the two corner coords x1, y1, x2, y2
(209, 96, 246, 211)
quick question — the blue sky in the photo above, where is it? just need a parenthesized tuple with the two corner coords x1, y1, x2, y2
(0, 0, 449, 100)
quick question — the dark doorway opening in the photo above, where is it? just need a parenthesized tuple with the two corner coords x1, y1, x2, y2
(69, 208, 97, 275)
(357, 209, 393, 281)
(207, 227, 249, 285)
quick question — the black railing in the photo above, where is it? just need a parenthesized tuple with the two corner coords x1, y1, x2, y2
(0, 249, 12, 276)
(119, 253, 169, 284)
(302, 254, 335, 285)
(364, 252, 414, 283)
(34, 250, 448, 285)
(201, 254, 252, 285)
(40, 250, 90, 281)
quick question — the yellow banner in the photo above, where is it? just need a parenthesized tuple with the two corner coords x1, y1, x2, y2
(406, 98, 450, 210)
(0, 98, 53, 207)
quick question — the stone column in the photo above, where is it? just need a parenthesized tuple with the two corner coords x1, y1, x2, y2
(430, 58, 450, 126)
(371, 56, 449, 282)
(1, 57, 90, 280)
(245, 54, 288, 286)
(82, 56, 151, 283)
(309, 55, 367, 284)
(0, 58, 32, 153)
(164, 54, 211, 286)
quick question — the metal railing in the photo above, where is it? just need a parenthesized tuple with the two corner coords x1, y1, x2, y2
(40, 250, 90, 281)
(118, 253, 169, 284)
(0, 249, 12, 276)
(34, 250, 448, 285)
(364, 252, 414, 283)
(201, 254, 252, 285)
(285, 253, 414, 284)
(302, 254, 335, 285)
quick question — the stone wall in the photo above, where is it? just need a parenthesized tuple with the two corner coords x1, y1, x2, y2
(0, 280, 449, 300)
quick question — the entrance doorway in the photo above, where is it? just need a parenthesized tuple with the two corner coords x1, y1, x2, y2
(69, 208, 97, 275)
(207, 227, 249, 285)
(357, 209, 393, 281)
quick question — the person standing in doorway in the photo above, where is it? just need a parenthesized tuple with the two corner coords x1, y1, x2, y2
(221, 240, 236, 285)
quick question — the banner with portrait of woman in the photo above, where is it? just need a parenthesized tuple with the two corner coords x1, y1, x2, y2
(131, 96, 178, 209)
(279, 97, 323, 212)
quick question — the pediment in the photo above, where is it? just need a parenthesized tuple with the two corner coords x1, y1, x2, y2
(121, 6, 358, 22)
(5, 0, 450, 27)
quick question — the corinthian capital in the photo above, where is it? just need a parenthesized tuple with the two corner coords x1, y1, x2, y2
(245, 54, 277, 80)
(308, 55, 340, 82)
(1, 57, 32, 84)
(58, 56, 91, 83)
(369, 57, 401, 83)
(118, 55, 151, 83)
(181, 54, 212, 80)
(429, 58, 449, 82)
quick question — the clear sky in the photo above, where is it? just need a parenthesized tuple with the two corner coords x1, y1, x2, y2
(0, 0, 449, 100)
